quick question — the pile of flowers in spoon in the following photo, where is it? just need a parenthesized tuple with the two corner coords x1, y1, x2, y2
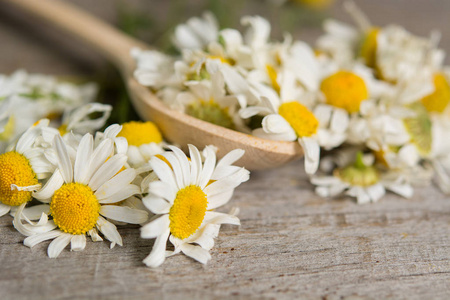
(0, 70, 249, 266)
(132, 1, 450, 204)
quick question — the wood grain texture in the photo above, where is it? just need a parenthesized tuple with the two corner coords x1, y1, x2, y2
(0, 0, 450, 299)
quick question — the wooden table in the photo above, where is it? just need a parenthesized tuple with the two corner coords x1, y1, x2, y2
(1, 1, 449, 299)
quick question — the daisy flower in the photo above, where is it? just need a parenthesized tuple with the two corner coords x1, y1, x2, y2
(14, 133, 148, 258)
(0, 120, 53, 217)
(140, 145, 249, 267)
(312, 151, 413, 204)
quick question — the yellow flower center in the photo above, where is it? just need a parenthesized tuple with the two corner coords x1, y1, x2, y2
(320, 71, 369, 113)
(50, 183, 100, 235)
(118, 121, 163, 146)
(266, 64, 281, 94)
(0, 151, 38, 206)
(58, 124, 68, 136)
(421, 73, 450, 113)
(278, 101, 319, 137)
(185, 100, 235, 130)
(403, 103, 432, 155)
(169, 185, 208, 240)
(335, 152, 379, 186)
(360, 27, 380, 69)
(0, 116, 15, 141)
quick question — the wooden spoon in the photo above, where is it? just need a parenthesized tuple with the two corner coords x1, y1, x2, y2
(3, 0, 303, 170)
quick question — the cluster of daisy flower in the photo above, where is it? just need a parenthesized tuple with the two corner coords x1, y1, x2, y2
(132, 2, 450, 204)
(0, 70, 249, 267)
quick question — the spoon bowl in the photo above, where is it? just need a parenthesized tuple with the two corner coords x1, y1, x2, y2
(3, 0, 303, 170)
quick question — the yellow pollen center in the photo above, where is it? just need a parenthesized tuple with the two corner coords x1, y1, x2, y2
(169, 185, 208, 240)
(278, 101, 319, 137)
(118, 121, 163, 146)
(0, 151, 38, 206)
(320, 71, 368, 113)
(421, 73, 450, 113)
(360, 27, 380, 69)
(266, 64, 281, 94)
(50, 183, 100, 235)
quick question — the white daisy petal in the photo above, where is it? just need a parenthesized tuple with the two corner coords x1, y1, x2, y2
(150, 156, 177, 187)
(88, 228, 103, 242)
(188, 144, 203, 185)
(199, 146, 216, 189)
(48, 233, 72, 258)
(168, 145, 191, 186)
(94, 168, 137, 200)
(24, 230, 63, 248)
(141, 214, 170, 239)
(53, 135, 73, 183)
(148, 181, 176, 202)
(0, 203, 10, 217)
(367, 184, 385, 202)
(204, 211, 241, 226)
(32, 169, 64, 202)
(96, 216, 123, 247)
(206, 190, 234, 210)
(216, 149, 245, 169)
(100, 205, 148, 224)
(204, 168, 250, 197)
(298, 137, 320, 175)
(70, 234, 86, 252)
(142, 195, 171, 214)
(98, 184, 141, 204)
(143, 228, 170, 268)
(74, 134, 93, 184)
(89, 154, 127, 191)
(86, 139, 114, 180)
(180, 243, 211, 264)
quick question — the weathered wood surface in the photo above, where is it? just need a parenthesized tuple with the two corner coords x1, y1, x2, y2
(1, 1, 450, 299)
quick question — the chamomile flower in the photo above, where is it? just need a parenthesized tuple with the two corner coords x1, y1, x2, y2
(140, 145, 249, 267)
(14, 133, 147, 258)
(116, 121, 167, 168)
(0, 120, 53, 217)
(312, 151, 413, 204)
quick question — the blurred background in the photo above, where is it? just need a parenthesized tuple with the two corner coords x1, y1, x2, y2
(1, 0, 449, 123)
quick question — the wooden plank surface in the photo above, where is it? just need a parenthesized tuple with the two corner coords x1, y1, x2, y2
(1, 1, 450, 299)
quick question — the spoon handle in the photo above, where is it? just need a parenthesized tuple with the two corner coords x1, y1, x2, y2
(2, 0, 147, 75)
